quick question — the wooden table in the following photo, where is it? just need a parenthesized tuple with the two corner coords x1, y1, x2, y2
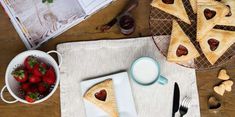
(0, 0, 234, 117)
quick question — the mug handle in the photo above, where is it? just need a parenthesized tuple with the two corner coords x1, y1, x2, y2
(1, 85, 18, 104)
(157, 75, 168, 85)
(47, 50, 63, 68)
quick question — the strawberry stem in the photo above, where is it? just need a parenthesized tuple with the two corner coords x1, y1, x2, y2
(12, 70, 25, 79)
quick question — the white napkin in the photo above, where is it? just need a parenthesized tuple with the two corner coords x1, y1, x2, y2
(57, 36, 201, 117)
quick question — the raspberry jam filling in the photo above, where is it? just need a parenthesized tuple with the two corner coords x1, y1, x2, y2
(176, 45, 188, 57)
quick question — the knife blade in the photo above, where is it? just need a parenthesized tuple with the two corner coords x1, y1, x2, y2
(172, 82, 180, 117)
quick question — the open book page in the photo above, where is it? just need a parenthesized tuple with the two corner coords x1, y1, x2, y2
(78, 0, 112, 15)
(5, 0, 85, 47)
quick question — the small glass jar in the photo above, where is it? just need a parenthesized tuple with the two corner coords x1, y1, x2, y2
(118, 13, 135, 35)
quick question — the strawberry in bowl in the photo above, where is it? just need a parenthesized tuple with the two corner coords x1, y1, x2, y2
(12, 69, 28, 83)
(33, 62, 47, 77)
(24, 56, 38, 71)
(25, 92, 39, 103)
(43, 67, 56, 85)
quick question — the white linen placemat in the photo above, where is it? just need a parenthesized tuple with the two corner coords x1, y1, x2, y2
(57, 36, 201, 117)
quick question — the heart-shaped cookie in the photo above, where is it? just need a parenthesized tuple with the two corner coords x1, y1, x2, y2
(95, 89, 107, 101)
(214, 84, 225, 96)
(218, 69, 230, 80)
(222, 80, 233, 92)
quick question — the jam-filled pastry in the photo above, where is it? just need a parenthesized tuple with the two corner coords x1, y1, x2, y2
(217, 0, 235, 26)
(83, 79, 118, 117)
(167, 20, 200, 62)
(189, 0, 197, 14)
(197, 1, 229, 41)
(151, 0, 191, 24)
(199, 29, 235, 65)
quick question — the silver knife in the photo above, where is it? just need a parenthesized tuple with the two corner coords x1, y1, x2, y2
(172, 82, 180, 117)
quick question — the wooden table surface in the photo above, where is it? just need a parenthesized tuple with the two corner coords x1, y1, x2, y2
(0, 0, 234, 117)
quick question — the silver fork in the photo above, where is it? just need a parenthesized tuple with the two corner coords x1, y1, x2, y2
(179, 96, 191, 117)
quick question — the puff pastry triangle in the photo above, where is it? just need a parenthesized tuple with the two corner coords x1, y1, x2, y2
(84, 79, 118, 117)
(167, 20, 200, 62)
(151, 0, 191, 24)
(217, 0, 235, 26)
(197, 1, 229, 41)
(199, 29, 235, 65)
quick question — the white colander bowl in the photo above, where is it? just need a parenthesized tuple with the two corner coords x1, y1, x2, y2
(0, 50, 62, 104)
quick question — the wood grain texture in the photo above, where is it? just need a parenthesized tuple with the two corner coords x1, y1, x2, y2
(0, 0, 234, 117)
(196, 58, 235, 117)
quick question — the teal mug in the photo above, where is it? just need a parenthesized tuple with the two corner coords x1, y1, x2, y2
(130, 57, 168, 86)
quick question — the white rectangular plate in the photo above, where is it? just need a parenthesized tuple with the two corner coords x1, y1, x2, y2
(80, 72, 137, 117)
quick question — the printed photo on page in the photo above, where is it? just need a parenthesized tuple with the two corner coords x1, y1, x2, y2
(1, 0, 112, 49)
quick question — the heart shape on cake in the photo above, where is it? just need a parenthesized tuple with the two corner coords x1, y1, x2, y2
(204, 8, 216, 20)
(162, 0, 174, 4)
(176, 45, 188, 57)
(208, 39, 219, 51)
(95, 89, 107, 101)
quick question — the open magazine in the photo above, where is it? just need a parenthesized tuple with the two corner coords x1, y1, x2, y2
(0, 0, 113, 49)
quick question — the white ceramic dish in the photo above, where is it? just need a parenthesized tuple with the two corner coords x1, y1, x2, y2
(0, 50, 62, 104)
(80, 72, 137, 117)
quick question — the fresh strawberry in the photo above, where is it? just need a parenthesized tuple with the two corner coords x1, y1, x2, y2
(12, 69, 28, 82)
(28, 84, 38, 93)
(29, 74, 41, 83)
(21, 83, 31, 92)
(38, 82, 49, 94)
(24, 56, 38, 71)
(43, 67, 56, 85)
(25, 92, 39, 103)
(33, 63, 47, 76)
